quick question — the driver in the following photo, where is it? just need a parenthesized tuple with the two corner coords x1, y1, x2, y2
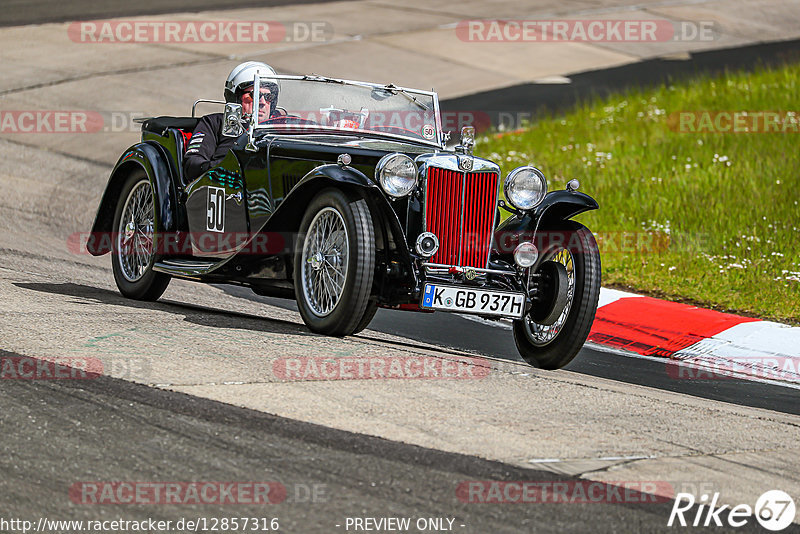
(184, 61, 279, 181)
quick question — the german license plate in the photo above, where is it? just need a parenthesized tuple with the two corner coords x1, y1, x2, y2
(420, 283, 526, 318)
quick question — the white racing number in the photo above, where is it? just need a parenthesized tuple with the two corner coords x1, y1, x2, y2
(206, 186, 225, 232)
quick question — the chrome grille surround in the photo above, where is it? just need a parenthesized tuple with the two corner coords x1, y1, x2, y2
(418, 154, 501, 270)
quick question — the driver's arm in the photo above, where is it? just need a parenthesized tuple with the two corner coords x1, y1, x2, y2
(183, 114, 223, 182)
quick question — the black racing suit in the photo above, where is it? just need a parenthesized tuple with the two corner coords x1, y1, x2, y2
(183, 113, 237, 183)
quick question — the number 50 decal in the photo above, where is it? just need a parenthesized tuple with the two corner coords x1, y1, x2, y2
(206, 186, 226, 232)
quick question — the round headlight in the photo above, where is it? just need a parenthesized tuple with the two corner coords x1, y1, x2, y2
(504, 166, 547, 211)
(377, 153, 418, 198)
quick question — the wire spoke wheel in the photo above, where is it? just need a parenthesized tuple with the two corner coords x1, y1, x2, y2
(524, 248, 575, 346)
(111, 171, 170, 301)
(117, 179, 155, 282)
(301, 207, 349, 317)
(294, 188, 376, 336)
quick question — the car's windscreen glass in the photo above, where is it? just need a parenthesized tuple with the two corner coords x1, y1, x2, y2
(254, 77, 439, 144)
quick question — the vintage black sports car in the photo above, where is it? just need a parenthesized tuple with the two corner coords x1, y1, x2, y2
(88, 73, 601, 369)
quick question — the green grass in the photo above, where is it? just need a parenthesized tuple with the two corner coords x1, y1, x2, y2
(476, 62, 800, 323)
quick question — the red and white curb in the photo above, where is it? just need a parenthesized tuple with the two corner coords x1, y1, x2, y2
(588, 288, 800, 387)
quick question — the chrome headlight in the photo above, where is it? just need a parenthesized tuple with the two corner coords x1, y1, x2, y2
(503, 166, 547, 211)
(377, 153, 417, 198)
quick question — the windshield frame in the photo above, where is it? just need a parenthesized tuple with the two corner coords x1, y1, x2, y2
(248, 74, 445, 149)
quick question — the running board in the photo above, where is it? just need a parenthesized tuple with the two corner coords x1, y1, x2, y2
(153, 259, 220, 277)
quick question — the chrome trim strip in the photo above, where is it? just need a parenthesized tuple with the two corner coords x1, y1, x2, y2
(458, 168, 467, 265)
(154, 259, 218, 276)
(419, 154, 500, 174)
(433, 93, 444, 146)
(420, 154, 502, 269)
(422, 262, 515, 276)
(419, 159, 428, 233)
(192, 99, 226, 117)
(486, 172, 501, 269)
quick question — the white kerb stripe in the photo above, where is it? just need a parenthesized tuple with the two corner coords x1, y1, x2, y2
(597, 287, 644, 309)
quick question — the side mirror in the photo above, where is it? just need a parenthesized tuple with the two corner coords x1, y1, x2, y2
(222, 103, 244, 137)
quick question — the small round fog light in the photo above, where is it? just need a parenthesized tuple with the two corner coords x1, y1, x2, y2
(513, 242, 538, 268)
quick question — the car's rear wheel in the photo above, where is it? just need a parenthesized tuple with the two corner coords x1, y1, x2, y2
(111, 170, 171, 300)
(294, 188, 376, 336)
(513, 222, 601, 369)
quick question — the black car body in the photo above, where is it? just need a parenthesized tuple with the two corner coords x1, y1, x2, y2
(88, 74, 601, 368)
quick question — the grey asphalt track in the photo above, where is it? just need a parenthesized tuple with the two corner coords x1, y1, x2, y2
(440, 38, 800, 126)
(223, 286, 800, 417)
(0, 0, 339, 27)
(1, 349, 771, 533)
(3, 2, 799, 531)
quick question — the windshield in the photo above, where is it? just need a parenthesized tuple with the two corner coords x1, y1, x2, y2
(250, 75, 442, 146)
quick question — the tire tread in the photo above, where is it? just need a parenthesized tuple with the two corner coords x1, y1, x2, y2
(513, 222, 601, 369)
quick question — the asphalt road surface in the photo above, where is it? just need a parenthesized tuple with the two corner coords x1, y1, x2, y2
(224, 286, 800, 416)
(2, 1, 799, 532)
(7, 359, 765, 534)
(0, 0, 338, 27)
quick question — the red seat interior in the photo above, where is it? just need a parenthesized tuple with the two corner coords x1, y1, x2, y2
(179, 129, 192, 151)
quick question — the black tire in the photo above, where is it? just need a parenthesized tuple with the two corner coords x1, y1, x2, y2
(293, 188, 376, 336)
(352, 298, 379, 335)
(513, 222, 601, 369)
(111, 170, 171, 301)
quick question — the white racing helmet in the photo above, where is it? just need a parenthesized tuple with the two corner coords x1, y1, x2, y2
(224, 62, 280, 115)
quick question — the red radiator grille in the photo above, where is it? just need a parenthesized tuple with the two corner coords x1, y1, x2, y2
(424, 167, 499, 268)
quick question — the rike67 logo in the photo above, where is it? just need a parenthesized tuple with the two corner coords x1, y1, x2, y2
(669, 490, 796, 531)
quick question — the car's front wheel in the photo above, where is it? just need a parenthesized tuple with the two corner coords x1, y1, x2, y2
(513, 222, 601, 369)
(294, 188, 376, 336)
(111, 170, 171, 300)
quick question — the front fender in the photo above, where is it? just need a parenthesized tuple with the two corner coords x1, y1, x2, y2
(87, 142, 181, 255)
(263, 164, 407, 249)
(260, 163, 374, 232)
(491, 190, 598, 262)
(533, 190, 599, 228)
(261, 163, 416, 287)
